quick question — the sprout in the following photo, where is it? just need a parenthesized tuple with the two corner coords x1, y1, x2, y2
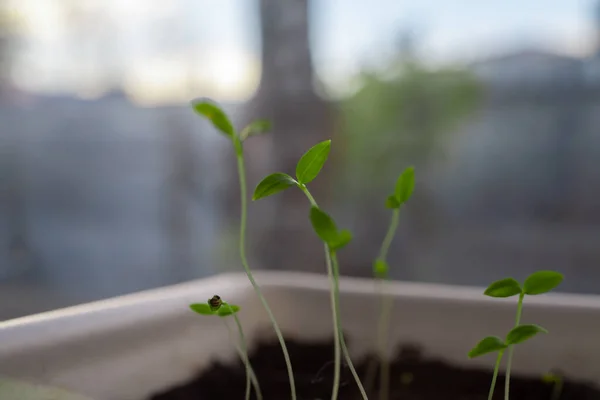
(468, 271, 564, 400)
(190, 98, 295, 400)
(253, 139, 368, 400)
(364, 167, 414, 400)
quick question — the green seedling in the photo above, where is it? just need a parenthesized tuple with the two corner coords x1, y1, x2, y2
(191, 99, 296, 399)
(190, 295, 262, 400)
(542, 371, 564, 400)
(253, 140, 368, 400)
(364, 167, 414, 400)
(468, 270, 564, 400)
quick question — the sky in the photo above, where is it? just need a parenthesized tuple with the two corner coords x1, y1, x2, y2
(4, 0, 599, 105)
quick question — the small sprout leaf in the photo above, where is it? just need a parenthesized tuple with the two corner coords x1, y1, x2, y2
(523, 271, 564, 295)
(296, 140, 331, 184)
(385, 195, 401, 209)
(253, 173, 297, 201)
(394, 167, 415, 204)
(240, 119, 271, 141)
(542, 372, 561, 384)
(189, 303, 215, 315)
(218, 303, 241, 317)
(191, 99, 235, 138)
(309, 206, 339, 245)
(330, 229, 352, 251)
(468, 336, 507, 358)
(484, 278, 522, 298)
(373, 259, 389, 278)
(506, 324, 548, 345)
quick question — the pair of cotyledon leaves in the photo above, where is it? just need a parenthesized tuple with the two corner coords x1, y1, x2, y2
(374, 166, 416, 277)
(468, 271, 563, 359)
(253, 140, 351, 251)
(192, 99, 271, 142)
(468, 324, 549, 358)
(385, 167, 415, 209)
(189, 302, 241, 317)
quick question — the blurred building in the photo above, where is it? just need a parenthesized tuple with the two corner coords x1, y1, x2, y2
(0, 91, 226, 319)
(420, 8, 600, 293)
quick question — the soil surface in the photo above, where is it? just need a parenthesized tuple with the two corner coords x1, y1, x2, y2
(150, 338, 600, 399)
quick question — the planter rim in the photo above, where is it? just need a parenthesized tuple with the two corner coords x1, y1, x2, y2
(1, 271, 597, 331)
(2, 271, 599, 400)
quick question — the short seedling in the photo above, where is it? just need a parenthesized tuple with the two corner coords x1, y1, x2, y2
(190, 295, 262, 400)
(191, 99, 296, 399)
(468, 271, 564, 400)
(542, 371, 564, 400)
(365, 167, 415, 400)
(253, 140, 368, 400)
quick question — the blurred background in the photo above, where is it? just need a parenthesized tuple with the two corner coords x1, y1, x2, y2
(1, 0, 599, 321)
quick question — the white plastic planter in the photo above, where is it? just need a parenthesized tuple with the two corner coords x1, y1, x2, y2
(1, 271, 599, 400)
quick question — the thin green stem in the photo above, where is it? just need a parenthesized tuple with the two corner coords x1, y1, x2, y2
(325, 245, 342, 400)
(489, 351, 504, 400)
(375, 208, 400, 400)
(223, 312, 262, 400)
(300, 185, 368, 400)
(236, 150, 296, 400)
(299, 185, 340, 399)
(551, 377, 563, 400)
(331, 253, 369, 400)
(233, 312, 261, 400)
(377, 289, 394, 400)
(301, 185, 317, 205)
(504, 292, 525, 400)
(378, 209, 400, 263)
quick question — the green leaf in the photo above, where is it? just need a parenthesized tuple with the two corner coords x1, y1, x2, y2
(373, 259, 389, 278)
(541, 373, 561, 384)
(240, 119, 272, 141)
(217, 303, 241, 317)
(506, 324, 548, 345)
(189, 303, 215, 316)
(385, 195, 401, 209)
(191, 99, 235, 138)
(394, 167, 415, 204)
(523, 271, 564, 295)
(484, 278, 522, 298)
(468, 336, 507, 358)
(506, 324, 548, 344)
(309, 206, 339, 245)
(295, 140, 331, 184)
(253, 173, 298, 201)
(330, 229, 352, 251)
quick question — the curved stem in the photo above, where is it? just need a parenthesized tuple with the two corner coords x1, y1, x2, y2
(489, 351, 504, 400)
(377, 288, 394, 400)
(378, 209, 400, 263)
(223, 313, 262, 400)
(236, 150, 296, 400)
(375, 208, 400, 400)
(551, 377, 563, 400)
(325, 245, 342, 400)
(233, 311, 261, 400)
(331, 253, 369, 400)
(300, 185, 368, 400)
(505, 292, 525, 400)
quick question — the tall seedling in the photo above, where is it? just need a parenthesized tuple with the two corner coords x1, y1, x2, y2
(365, 167, 414, 400)
(253, 140, 368, 400)
(191, 99, 296, 400)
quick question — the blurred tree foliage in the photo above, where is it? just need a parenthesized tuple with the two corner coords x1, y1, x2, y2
(335, 59, 483, 196)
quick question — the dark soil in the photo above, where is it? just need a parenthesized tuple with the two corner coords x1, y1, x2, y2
(150, 338, 600, 399)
